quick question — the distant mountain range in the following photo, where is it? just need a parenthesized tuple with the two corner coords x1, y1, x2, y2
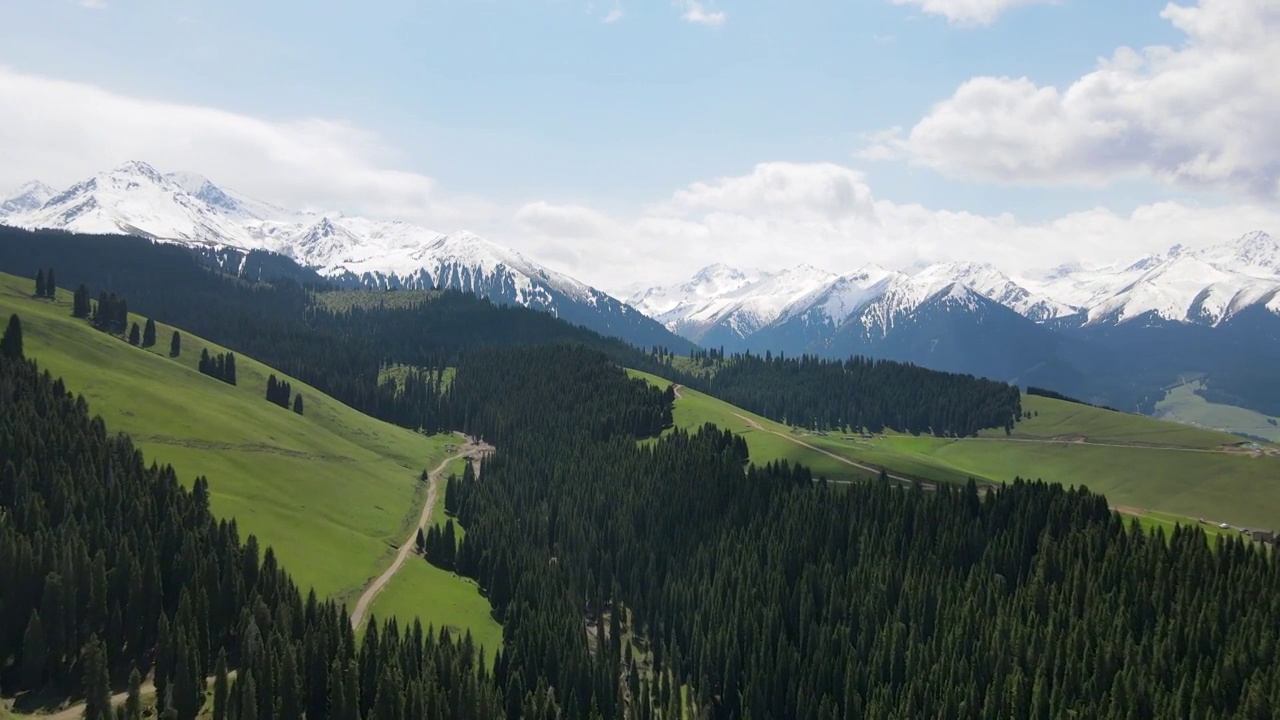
(630, 233, 1280, 415)
(0, 161, 691, 353)
(6, 161, 1280, 417)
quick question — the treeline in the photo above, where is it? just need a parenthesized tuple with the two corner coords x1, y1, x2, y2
(0, 317, 502, 717)
(675, 352, 1021, 437)
(1026, 385, 1120, 413)
(199, 349, 238, 385)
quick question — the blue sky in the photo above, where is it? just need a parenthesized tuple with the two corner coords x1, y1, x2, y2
(0, 0, 1276, 291)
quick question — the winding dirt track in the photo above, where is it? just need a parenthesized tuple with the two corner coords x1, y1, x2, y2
(729, 411, 919, 485)
(349, 437, 491, 630)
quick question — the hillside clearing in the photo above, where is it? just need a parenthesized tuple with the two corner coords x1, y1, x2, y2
(631, 369, 1280, 534)
(1154, 378, 1280, 443)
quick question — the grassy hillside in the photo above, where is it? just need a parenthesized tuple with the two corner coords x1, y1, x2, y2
(1155, 379, 1280, 443)
(0, 272, 453, 603)
(631, 369, 1280, 534)
(366, 461, 503, 656)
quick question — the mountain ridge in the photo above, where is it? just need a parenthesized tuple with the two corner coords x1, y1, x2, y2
(0, 161, 693, 352)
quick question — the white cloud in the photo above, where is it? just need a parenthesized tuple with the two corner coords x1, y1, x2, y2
(78, 0, 107, 8)
(602, 2, 624, 23)
(889, 0, 1053, 26)
(676, 0, 726, 26)
(875, 0, 1280, 199)
(516, 161, 1280, 294)
(0, 65, 492, 231)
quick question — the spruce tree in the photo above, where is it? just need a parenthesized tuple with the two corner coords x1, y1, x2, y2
(267, 375, 278, 404)
(35, 269, 45, 298)
(45, 268, 55, 297)
(126, 668, 143, 720)
(73, 284, 91, 318)
(82, 634, 112, 720)
(128, 323, 141, 346)
(20, 610, 46, 690)
(1, 313, 23, 360)
(293, 393, 304, 415)
(143, 319, 157, 348)
(213, 650, 230, 720)
(170, 331, 181, 357)
(226, 353, 237, 385)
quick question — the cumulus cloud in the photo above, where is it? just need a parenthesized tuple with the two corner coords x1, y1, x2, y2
(676, 0, 726, 26)
(0, 65, 491, 230)
(870, 0, 1280, 199)
(516, 161, 1280, 294)
(889, 0, 1053, 26)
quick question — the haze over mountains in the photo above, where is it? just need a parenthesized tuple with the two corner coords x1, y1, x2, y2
(5, 160, 1280, 416)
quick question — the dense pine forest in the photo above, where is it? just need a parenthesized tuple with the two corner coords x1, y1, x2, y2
(6, 229, 1280, 719)
(671, 351, 1021, 436)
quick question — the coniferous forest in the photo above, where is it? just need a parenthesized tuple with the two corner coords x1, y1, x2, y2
(4, 227, 1280, 719)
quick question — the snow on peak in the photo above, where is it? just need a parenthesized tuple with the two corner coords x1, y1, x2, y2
(1194, 231, 1280, 278)
(0, 180, 56, 217)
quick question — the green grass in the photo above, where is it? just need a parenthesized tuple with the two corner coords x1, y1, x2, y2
(1154, 379, 1280, 443)
(363, 556, 503, 658)
(630, 368, 1280, 534)
(366, 457, 501, 652)
(0, 273, 460, 603)
(378, 364, 456, 393)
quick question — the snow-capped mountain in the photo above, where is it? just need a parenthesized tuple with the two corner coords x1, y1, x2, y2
(629, 264, 836, 345)
(1, 161, 691, 352)
(0, 181, 56, 218)
(634, 232, 1280, 352)
(628, 264, 764, 329)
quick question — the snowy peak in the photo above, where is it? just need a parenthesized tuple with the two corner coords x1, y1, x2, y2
(777, 264, 901, 327)
(0, 180, 56, 218)
(1195, 231, 1280, 278)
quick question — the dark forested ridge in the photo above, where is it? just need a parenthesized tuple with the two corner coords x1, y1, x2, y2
(0, 318, 501, 718)
(664, 350, 1022, 437)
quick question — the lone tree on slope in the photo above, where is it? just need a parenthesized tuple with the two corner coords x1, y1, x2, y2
(128, 322, 141, 346)
(1, 314, 22, 360)
(34, 270, 45, 298)
(44, 268, 54, 298)
(170, 330, 181, 357)
(143, 318, 157, 348)
(293, 393, 304, 415)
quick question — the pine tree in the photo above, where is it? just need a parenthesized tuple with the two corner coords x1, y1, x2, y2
(35, 269, 46, 298)
(143, 319, 157, 348)
(214, 650, 230, 720)
(170, 331, 181, 357)
(73, 284, 91, 318)
(20, 610, 46, 690)
(128, 323, 141, 346)
(200, 349, 211, 375)
(45, 268, 55, 297)
(126, 668, 143, 720)
(82, 634, 112, 720)
(1, 314, 23, 360)
(267, 375, 278, 403)
(239, 672, 258, 720)
(293, 394, 304, 415)
(226, 353, 237, 385)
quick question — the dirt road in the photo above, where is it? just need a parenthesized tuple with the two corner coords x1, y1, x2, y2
(348, 436, 492, 630)
(730, 412, 922, 486)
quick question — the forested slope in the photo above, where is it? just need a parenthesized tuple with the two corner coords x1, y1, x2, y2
(0, 272, 458, 600)
(0, 317, 501, 717)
